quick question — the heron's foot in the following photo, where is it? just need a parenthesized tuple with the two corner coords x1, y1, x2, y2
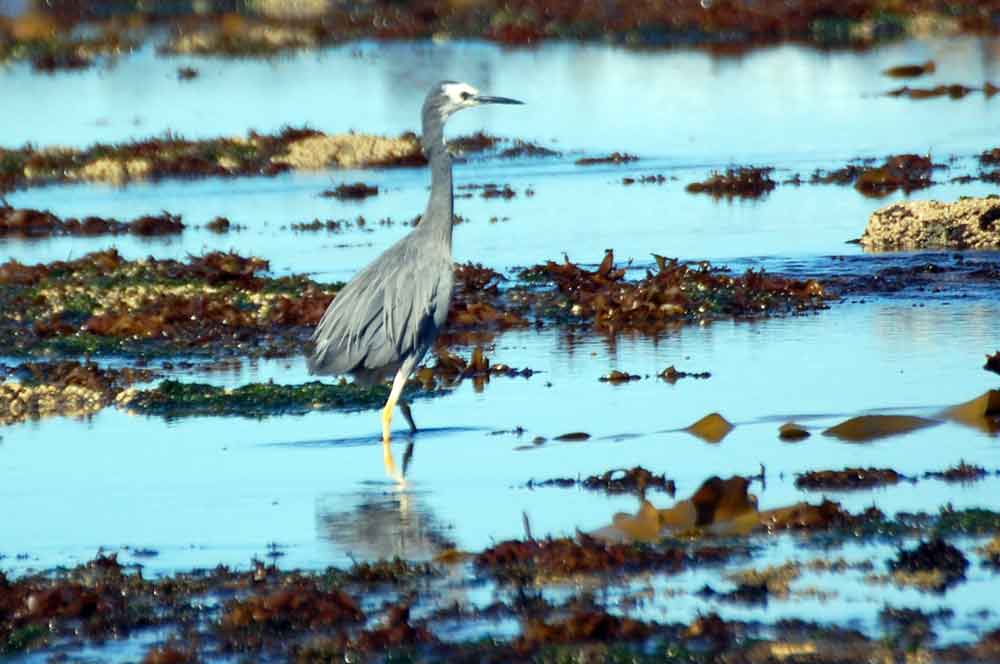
(400, 400, 417, 435)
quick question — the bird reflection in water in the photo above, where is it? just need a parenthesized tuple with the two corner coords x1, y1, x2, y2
(317, 467, 454, 561)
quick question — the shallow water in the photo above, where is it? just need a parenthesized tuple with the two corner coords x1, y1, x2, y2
(2, 35, 1000, 656)
(3, 37, 1000, 159)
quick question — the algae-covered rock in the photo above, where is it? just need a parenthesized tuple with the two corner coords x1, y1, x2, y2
(117, 379, 393, 418)
(0, 360, 156, 425)
(861, 196, 1000, 250)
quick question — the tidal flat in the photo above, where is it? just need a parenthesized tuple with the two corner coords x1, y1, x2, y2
(2, 10, 1000, 662)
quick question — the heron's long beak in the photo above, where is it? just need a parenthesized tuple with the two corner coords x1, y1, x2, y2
(475, 95, 524, 105)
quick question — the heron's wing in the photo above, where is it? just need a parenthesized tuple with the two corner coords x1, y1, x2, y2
(308, 250, 395, 376)
(380, 247, 453, 365)
(308, 239, 453, 377)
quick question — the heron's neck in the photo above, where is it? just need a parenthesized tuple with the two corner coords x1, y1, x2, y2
(421, 147, 454, 250)
(418, 106, 454, 250)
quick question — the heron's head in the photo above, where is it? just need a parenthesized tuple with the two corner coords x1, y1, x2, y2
(422, 81, 522, 145)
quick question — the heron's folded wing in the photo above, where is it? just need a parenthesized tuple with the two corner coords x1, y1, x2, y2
(380, 252, 448, 364)
(309, 259, 391, 375)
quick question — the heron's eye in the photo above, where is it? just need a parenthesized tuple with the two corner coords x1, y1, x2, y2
(460, 91, 472, 100)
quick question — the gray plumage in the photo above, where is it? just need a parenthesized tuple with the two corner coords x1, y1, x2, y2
(307, 82, 522, 403)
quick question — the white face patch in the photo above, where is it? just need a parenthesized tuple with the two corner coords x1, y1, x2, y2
(438, 82, 480, 117)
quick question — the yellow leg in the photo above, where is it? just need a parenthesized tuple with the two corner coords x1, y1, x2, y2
(381, 367, 410, 482)
(381, 366, 410, 443)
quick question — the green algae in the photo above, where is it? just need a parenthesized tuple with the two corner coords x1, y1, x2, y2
(120, 379, 395, 418)
(535, 643, 708, 664)
(808, 507, 1000, 545)
(931, 507, 1000, 536)
(2, 624, 44, 654)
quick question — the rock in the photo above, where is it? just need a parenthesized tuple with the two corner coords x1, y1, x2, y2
(861, 196, 1000, 250)
(271, 133, 421, 170)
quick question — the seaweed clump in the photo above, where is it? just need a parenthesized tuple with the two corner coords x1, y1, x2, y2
(986, 351, 1000, 375)
(442, 262, 529, 346)
(415, 347, 535, 392)
(863, 156, 936, 195)
(321, 182, 379, 200)
(527, 466, 676, 496)
(883, 61, 936, 78)
(659, 365, 711, 382)
(517, 250, 828, 335)
(0, 205, 183, 238)
(448, 131, 500, 153)
(518, 611, 653, 653)
(599, 370, 641, 383)
(476, 534, 688, 582)
(576, 152, 638, 166)
(813, 154, 937, 197)
(220, 580, 363, 636)
(887, 83, 977, 100)
(0, 554, 161, 655)
(498, 140, 560, 158)
(795, 467, 904, 490)
(685, 167, 777, 199)
(889, 538, 969, 591)
(923, 461, 988, 483)
(981, 148, 1000, 166)
(0, 249, 337, 357)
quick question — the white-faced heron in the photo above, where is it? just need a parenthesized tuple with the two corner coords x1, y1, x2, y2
(307, 81, 522, 473)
